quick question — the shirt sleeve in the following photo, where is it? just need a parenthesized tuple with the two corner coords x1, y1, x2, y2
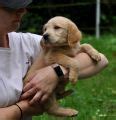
(27, 33, 43, 60)
(19, 32, 43, 62)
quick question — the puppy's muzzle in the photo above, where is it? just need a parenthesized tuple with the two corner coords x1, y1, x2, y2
(43, 33, 49, 42)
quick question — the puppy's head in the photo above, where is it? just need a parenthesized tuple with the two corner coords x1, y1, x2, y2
(41, 16, 82, 48)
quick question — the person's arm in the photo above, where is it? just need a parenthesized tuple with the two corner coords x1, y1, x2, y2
(0, 105, 21, 120)
(75, 52, 108, 79)
(21, 52, 108, 105)
(0, 100, 43, 120)
(21, 65, 62, 104)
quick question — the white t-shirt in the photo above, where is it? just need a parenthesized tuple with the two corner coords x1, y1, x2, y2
(0, 32, 42, 107)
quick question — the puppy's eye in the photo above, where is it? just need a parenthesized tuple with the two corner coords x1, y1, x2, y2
(54, 26, 60, 30)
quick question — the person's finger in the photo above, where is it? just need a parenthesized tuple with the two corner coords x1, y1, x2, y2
(23, 71, 40, 91)
(40, 94, 49, 103)
(23, 82, 33, 92)
(21, 87, 37, 99)
(29, 91, 43, 105)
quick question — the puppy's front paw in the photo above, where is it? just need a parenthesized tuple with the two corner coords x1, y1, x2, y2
(69, 68, 78, 85)
(90, 52, 101, 62)
(69, 70, 78, 84)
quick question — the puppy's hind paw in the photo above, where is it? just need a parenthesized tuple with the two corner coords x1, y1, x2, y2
(64, 108, 78, 117)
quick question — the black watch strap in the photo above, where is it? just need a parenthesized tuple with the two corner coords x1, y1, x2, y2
(52, 64, 64, 78)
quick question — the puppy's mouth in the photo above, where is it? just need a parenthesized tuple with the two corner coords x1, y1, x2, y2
(41, 35, 54, 48)
(42, 33, 68, 48)
(41, 37, 52, 48)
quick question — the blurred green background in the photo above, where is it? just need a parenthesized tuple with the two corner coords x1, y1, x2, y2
(19, 0, 116, 120)
(19, 0, 116, 35)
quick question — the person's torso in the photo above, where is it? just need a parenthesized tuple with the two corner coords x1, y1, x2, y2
(0, 32, 42, 107)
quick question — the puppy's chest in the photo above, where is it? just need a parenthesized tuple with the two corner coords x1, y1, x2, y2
(43, 46, 80, 65)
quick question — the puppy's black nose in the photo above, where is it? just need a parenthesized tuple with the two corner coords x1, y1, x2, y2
(43, 34, 49, 40)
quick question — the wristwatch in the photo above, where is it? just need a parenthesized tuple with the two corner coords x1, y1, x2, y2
(52, 64, 64, 78)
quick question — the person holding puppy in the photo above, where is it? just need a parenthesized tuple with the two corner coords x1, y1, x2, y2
(0, 0, 108, 120)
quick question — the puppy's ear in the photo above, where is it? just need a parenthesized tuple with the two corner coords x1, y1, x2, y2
(67, 23, 82, 48)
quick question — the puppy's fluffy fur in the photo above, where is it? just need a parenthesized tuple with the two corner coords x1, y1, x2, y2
(24, 16, 101, 117)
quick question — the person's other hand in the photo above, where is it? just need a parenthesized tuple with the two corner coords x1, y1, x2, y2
(21, 66, 58, 104)
(17, 100, 44, 116)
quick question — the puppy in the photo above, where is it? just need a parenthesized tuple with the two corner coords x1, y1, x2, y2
(24, 16, 101, 117)
(40, 16, 101, 84)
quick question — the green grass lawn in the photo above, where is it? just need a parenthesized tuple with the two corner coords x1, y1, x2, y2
(33, 34, 116, 120)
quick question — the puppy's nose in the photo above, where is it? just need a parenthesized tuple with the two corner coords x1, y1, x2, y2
(43, 34, 49, 41)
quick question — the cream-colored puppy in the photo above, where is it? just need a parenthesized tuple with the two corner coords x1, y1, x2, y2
(24, 16, 101, 117)
(40, 16, 101, 84)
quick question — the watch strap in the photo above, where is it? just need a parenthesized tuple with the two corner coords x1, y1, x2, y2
(52, 64, 64, 78)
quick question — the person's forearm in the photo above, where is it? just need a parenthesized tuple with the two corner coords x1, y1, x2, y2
(0, 100, 43, 120)
(58, 52, 108, 80)
(0, 105, 21, 120)
(73, 52, 108, 79)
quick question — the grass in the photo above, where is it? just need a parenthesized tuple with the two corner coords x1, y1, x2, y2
(33, 34, 116, 120)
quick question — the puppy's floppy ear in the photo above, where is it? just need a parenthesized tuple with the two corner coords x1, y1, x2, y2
(67, 22, 82, 48)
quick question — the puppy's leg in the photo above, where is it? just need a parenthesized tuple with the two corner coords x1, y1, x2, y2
(55, 78, 74, 99)
(45, 94, 78, 117)
(48, 53, 79, 84)
(80, 43, 101, 61)
(24, 54, 46, 84)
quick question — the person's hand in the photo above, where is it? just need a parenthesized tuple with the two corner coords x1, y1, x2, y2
(21, 66, 59, 104)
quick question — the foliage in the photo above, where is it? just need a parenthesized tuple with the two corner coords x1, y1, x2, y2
(19, 1, 116, 34)
(32, 34, 116, 120)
